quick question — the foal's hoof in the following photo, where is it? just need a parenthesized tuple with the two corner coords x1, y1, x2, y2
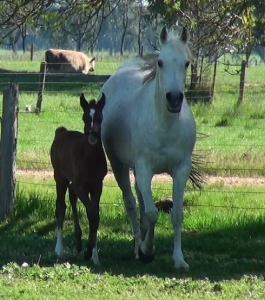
(138, 246, 155, 264)
(84, 247, 93, 261)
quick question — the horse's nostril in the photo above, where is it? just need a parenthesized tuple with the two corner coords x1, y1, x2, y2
(166, 92, 184, 113)
(166, 92, 183, 107)
(179, 92, 183, 102)
(166, 92, 171, 101)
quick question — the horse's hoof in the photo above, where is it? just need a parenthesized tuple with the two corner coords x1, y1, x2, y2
(174, 260, 189, 271)
(84, 247, 93, 260)
(138, 246, 155, 264)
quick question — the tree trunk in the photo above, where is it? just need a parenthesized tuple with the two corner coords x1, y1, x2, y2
(190, 62, 198, 91)
(120, 3, 128, 56)
(138, 19, 141, 56)
(21, 23, 27, 53)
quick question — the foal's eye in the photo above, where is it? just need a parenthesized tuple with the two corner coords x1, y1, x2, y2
(185, 61, 190, 68)
(157, 59, 163, 68)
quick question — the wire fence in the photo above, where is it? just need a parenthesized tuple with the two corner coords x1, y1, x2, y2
(1, 59, 265, 211)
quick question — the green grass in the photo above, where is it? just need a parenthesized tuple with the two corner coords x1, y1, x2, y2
(1, 176, 265, 299)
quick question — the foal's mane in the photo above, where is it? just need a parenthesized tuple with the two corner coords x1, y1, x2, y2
(141, 30, 193, 85)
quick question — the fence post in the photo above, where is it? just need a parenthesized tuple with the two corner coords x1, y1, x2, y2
(0, 83, 19, 221)
(237, 60, 246, 106)
(30, 43, 34, 61)
(140, 45, 143, 57)
(35, 62, 47, 114)
(210, 58, 218, 103)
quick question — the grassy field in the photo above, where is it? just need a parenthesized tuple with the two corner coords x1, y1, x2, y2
(0, 53, 265, 299)
(0, 52, 265, 175)
(1, 175, 265, 299)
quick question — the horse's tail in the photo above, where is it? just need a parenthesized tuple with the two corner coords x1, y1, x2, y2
(189, 153, 206, 190)
(55, 126, 67, 137)
(189, 132, 208, 190)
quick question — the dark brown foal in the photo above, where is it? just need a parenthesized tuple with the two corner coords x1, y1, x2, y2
(50, 93, 107, 264)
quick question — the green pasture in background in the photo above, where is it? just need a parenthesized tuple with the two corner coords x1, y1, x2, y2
(0, 51, 264, 176)
(0, 51, 265, 299)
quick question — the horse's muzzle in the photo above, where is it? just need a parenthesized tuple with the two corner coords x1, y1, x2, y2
(166, 92, 183, 113)
(88, 132, 99, 145)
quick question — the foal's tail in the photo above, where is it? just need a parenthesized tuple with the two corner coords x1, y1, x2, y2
(55, 126, 67, 137)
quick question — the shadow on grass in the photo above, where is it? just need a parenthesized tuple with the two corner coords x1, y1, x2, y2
(0, 68, 109, 93)
(1, 209, 265, 281)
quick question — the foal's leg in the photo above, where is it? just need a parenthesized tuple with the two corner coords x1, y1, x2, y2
(110, 157, 141, 259)
(134, 159, 157, 263)
(72, 180, 100, 264)
(54, 173, 69, 257)
(89, 181, 103, 265)
(68, 183, 82, 254)
(171, 158, 191, 271)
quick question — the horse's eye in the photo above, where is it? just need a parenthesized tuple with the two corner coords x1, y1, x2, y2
(185, 61, 190, 68)
(158, 59, 163, 68)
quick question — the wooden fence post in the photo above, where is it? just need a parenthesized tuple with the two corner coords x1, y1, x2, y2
(140, 45, 143, 57)
(35, 62, 47, 114)
(210, 58, 218, 103)
(0, 83, 19, 221)
(237, 60, 246, 106)
(30, 43, 34, 61)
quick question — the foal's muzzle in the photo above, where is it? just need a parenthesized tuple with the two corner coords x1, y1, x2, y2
(88, 132, 99, 145)
(166, 92, 184, 113)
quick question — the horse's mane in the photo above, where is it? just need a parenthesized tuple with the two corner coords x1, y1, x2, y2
(141, 30, 193, 85)
(141, 53, 160, 85)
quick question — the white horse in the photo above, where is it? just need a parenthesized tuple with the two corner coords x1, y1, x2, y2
(100, 26, 195, 270)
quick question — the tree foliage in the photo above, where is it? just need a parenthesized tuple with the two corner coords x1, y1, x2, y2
(0, 0, 120, 46)
(146, 0, 265, 59)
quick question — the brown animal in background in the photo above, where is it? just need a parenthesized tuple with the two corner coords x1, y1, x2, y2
(45, 49, 96, 74)
(50, 93, 107, 265)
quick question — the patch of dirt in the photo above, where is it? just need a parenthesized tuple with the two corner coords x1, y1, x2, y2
(16, 170, 265, 186)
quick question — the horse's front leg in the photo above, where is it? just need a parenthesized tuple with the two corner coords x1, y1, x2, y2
(68, 183, 82, 254)
(54, 174, 69, 257)
(171, 159, 191, 271)
(73, 181, 100, 265)
(135, 159, 157, 264)
(89, 181, 103, 265)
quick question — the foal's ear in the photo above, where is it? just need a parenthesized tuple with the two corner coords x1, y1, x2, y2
(80, 93, 89, 110)
(159, 26, 168, 45)
(96, 93, 106, 110)
(180, 26, 189, 44)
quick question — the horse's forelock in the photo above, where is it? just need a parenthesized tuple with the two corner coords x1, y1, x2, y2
(88, 99, 96, 107)
(168, 29, 193, 61)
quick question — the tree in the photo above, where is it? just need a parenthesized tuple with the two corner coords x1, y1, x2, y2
(120, 1, 130, 55)
(146, 0, 262, 91)
(20, 23, 27, 53)
(0, 0, 121, 49)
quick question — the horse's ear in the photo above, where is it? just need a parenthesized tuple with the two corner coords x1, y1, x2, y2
(159, 26, 168, 44)
(90, 57, 96, 62)
(97, 93, 106, 110)
(180, 27, 189, 44)
(80, 93, 89, 110)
